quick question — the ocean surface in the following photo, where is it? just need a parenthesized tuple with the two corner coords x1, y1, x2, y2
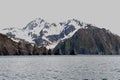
(0, 55, 120, 80)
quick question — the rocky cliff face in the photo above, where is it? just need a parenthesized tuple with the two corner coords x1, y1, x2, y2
(0, 33, 17, 55)
(1, 24, 120, 55)
(53, 25, 120, 55)
(1, 18, 120, 55)
(0, 33, 49, 55)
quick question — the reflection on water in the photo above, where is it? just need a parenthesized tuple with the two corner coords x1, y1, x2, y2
(0, 55, 120, 80)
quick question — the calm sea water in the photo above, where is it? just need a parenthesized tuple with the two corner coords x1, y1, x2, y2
(0, 55, 120, 80)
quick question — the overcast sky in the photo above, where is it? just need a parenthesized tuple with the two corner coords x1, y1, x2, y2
(0, 0, 120, 35)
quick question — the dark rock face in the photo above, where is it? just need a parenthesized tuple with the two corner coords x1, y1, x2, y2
(0, 33, 17, 55)
(0, 33, 48, 55)
(1, 24, 120, 55)
(53, 26, 120, 55)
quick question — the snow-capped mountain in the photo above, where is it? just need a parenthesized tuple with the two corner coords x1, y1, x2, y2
(0, 18, 89, 49)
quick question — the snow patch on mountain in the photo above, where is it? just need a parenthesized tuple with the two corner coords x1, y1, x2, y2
(0, 27, 34, 43)
(0, 18, 89, 49)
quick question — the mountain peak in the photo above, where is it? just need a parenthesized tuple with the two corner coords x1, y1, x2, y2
(0, 18, 103, 49)
(23, 18, 46, 30)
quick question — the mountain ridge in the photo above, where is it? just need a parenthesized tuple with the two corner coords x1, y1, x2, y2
(0, 18, 120, 55)
(0, 18, 91, 49)
(53, 27, 120, 55)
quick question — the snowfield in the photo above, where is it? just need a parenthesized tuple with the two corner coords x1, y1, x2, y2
(0, 18, 89, 49)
